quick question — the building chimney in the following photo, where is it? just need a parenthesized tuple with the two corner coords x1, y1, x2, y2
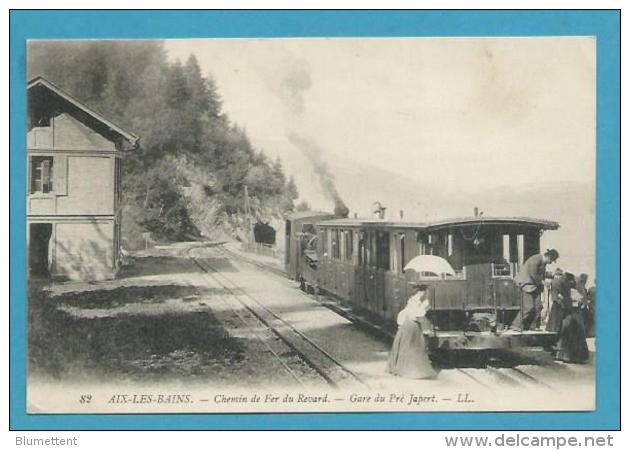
(474, 206, 479, 217)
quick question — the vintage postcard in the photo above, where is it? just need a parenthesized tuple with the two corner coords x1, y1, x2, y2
(24, 36, 597, 414)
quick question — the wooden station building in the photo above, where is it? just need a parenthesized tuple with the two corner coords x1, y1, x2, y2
(27, 77, 138, 281)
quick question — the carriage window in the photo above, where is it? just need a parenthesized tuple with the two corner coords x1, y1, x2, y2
(390, 234, 398, 273)
(358, 233, 366, 265)
(517, 234, 525, 265)
(376, 232, 390, 270)
(345, 231, 353, 261)
(427, 233, 448, 258)
(400, 234, 406, 272)
(427, 234, 439, 256)
(369, 232, 376, 266)
(502, 234, 510, 262)
(492, 234, 514, 278)
(331, 229, 340, 259)
(322, 229, 329, 255)
(418, 235, 428, 255)
(524, 230, 541, 260)
(339, 231, 346, 260)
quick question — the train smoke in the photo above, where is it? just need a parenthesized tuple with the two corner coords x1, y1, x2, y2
(264, 55, 312, 117)
(287, 133, 349, 217)
(262, 52, 349, 217)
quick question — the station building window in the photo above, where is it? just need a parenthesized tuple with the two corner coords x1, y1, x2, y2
(30, 156, 54, 194)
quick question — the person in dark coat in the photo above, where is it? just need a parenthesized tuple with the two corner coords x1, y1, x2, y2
(511, 249, 559, 330)
(585, 283, 596, 337)
(575, 273, 588, 299)
(387, 283, 437, 379)
(542, 272, 589, 363)
(575, 274, 594, 337)
(545, 271, 574, 336)
(556, 310, 590, 363)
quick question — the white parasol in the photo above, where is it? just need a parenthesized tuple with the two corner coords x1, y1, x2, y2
(403, 255, 456, 277)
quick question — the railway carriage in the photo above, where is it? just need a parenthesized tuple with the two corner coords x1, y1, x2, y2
(285, 211, 337, 282)
(285, 212, 560, 351)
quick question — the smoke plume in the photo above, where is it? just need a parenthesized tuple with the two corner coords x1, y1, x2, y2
(264, 55, 312, 117)
(287, 133, 349, 217)
(262, 52, 349, 216)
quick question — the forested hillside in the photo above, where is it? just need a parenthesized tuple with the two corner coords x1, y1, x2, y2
(28, 41, 299, 248)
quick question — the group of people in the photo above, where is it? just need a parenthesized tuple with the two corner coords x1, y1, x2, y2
(386, 249, 594, 380)
(512, 249, 594, 363)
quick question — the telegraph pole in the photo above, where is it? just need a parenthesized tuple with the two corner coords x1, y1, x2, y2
(243, 185, 253, 243)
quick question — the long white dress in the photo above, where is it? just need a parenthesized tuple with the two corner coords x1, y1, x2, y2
(386, 291, 437, 379)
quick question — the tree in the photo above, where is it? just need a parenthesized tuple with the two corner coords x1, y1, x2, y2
(295, 201, 311, 212)
(28, 40, 299, 246)
(279, 176, 300, 213)
(271, 157, 287, 190)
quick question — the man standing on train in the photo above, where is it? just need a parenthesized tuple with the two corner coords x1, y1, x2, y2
(510, 249, 560, 331)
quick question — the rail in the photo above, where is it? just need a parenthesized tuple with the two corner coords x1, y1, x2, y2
(217, 243, 554, 389)
(241, 242, 283, 259)
(189, 245, 367, 390)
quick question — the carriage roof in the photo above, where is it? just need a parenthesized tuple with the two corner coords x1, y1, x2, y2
(315, 216, 559, 231)
(286, 211, 337, 221)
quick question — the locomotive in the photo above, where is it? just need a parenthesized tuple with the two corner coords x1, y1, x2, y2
(285, 211, 560, 351)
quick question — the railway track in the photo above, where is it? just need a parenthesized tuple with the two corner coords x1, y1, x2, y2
(453, 368, 492, 389)
(187, 246, 368, 390)
(205, 243, 554, 390)
(483, 365, 547, 389)
(219, 244, 287, 277)
(218, 244, 399, 339)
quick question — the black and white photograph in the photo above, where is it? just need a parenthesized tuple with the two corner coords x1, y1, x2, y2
(25, 37, 596, 413)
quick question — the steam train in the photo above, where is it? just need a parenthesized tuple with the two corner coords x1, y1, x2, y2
(285, 211, 560, 351)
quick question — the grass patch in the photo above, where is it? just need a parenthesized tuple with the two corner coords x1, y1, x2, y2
(28, 284, 245, 382)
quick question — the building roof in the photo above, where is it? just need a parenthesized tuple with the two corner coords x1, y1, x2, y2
(317, 216, 559, 231)
(28, 76, 139, 147)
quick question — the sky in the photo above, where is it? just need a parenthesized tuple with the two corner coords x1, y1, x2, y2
(165, 37, 595, 205)
(165, 37, 595, 275)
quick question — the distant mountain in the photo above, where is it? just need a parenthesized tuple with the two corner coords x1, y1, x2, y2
(474, 180, 595, 276)
(295, 156, 595, 276)
(331, 157, 458, 221)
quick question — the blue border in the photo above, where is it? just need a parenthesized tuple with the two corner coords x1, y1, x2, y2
(9, 10, 620, 430)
